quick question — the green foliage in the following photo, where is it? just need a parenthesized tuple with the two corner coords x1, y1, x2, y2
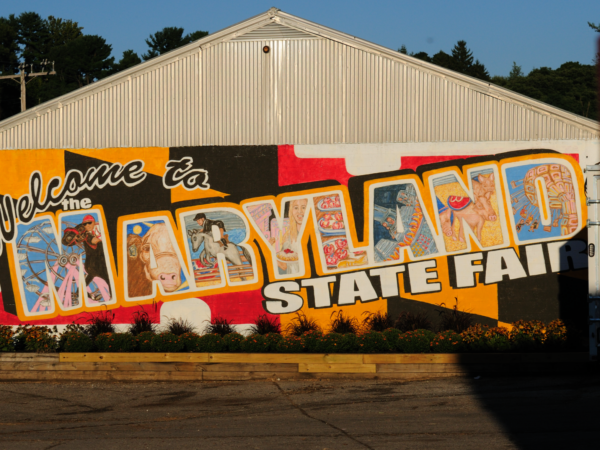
(85, 310, 115, 340)
(394, 311, 433, 332)
(205, 316, 235, 336)
(382, 328, 403, 351)
(128, 309, 157, 336)
(196, 333, 227, 352)
(285, 312, 321, 336)
(357, 331, 391, 353)
(397, 329, 435, 353)
(135, 331, 155, 352)
(240, 334, 269, 353)
(95, 332, 136, 352)
(179, 332, 201, 351)
(314, 332, 358, 353)
(61, 332, 94, 352)
(437, 298, 474, 333)
(329, 310, 359, 334)
(362, 311, 394, 332)
(264, 332, 283, 351)
(430, 330, 464, 353)
(151, 332, 184, 352)
(107, 49, 141, 75)
(0, 325, 14, 351)
(301, 330, 324, 352)
(275, 335, 305, 353)
(222, 332, 245, 352)
(250, 314, 281, 335)
(13, 325, 58, 352)
(164, 317, 196, 336)
(142, 26, 208, 60)
(588, 22, 600, 32)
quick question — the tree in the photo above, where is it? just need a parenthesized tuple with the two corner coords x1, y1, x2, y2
(142, 27, 208, 60)
(509, 61, 523, 79)
(106, 49, 142, 76)
(0, 17, 20, 119)
(15, 12, 50, 65)
(589, 22, 600, 32)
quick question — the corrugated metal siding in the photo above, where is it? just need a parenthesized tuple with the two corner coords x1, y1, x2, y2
(1, 33, 598, 149)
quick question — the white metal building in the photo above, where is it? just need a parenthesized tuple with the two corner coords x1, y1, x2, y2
(0, 7, 598, 151)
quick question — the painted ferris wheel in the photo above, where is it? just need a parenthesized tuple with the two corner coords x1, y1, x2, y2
(16, 220, 101, 313)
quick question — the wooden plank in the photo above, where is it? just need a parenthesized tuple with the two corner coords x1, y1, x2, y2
(199, 363, 298, 372)
(0, 362, 203, 372)
(364, 353, 589, 364)
(208, 353, 363, 364)
(0, 370, 205, 382)
(202, 371, 302, 381)
(299, 363, 376, 373)
(60, 353, 210, 363)
(0, 353, 59, 362)
(377, 363, 473, 373)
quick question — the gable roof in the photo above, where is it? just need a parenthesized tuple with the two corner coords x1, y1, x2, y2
(1, 7, 597, 149)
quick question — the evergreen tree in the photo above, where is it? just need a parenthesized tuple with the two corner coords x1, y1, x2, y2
(0, 17, 20, 119)
(142, 27, 208, 60)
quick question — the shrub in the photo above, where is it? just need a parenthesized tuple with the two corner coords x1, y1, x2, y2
(151, 332, 184, 352)
(205, 316, 236, 336)
(135, 331, 155, 352)
(509, 320, 547, 351)
(430, 330, 464, 353)
(128, 309, 157, 335)
(301, 330, 324, 352)
(460, 324, 489, 352)
(179, 332, 201, 352)
(397, 329, 435, 353)
(357, 331, 391, 353)
(249, 314, 281, 335)
(362, 311, 394, 332)
(223, 332, 245, 352)
(61, 332, 94, 352)
(14, 325, 58, 353)
(329, 310, 360, 335)
(315, 332, 344, 353)
(383, 328, 403, 351)
(394, 311, 433, 332)
(95, 333, 136, 352)
(285, 312, 321, 336)
(197, 333, 227, 352)
(276, 335, 305, 353)
(485, 327, 512, 352)
(0, 325, 14, 351)
(85, 310, 115, 340)
(164, 317, 196, 336)
(264, 332, 283, 351)
(437, 298, 474, 333)
(546, 319, 568, 350)
(240, 334, 270, 353)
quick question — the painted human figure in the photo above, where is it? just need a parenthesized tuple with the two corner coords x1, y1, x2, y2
(62, 214, 111, 301)
(270, 198, 307, 274)
(194, 213, 228, 250)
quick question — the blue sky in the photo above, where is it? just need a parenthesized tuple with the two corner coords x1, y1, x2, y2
(2, 0, 599, 76)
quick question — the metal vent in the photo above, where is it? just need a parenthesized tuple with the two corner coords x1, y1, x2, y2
(232, 22, 318, 40)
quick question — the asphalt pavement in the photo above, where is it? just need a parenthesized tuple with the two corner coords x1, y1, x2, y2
(0, 375, 598, 449)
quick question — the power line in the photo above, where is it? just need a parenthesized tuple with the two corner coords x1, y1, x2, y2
(0, 60, 56, 112)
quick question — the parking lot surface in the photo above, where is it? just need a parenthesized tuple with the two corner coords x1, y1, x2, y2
(0, 375, 598, 449)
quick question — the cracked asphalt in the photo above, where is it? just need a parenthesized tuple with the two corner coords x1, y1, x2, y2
(0, 375, 598, 449)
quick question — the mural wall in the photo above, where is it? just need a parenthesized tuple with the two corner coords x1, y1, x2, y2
(0, 145, 588, 330)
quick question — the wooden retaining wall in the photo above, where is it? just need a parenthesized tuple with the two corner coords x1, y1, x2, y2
(0, 352, 591, 381)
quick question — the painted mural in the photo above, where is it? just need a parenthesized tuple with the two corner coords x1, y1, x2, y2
(0, 146, 588, 330)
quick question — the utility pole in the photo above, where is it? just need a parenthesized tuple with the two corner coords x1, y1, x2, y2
(0, 60, 56, 112)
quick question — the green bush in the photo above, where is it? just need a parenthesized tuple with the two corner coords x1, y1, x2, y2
(276, 335, 305, 353)
(13, 325, 58, 353)
(95, 333, 136, 352)
(0, 325, 14, 352)
(382, 328, 403, 351)
(357, 331, 391, 353)
(240, 334, 270, 353)
(61, 332, 94, 352)
(264, 333, 283, 351)
(430, 330, 464, 353)
(460, 324, 488, 352)
(151, 332, 184, 352)
(197, 333, 227, 352)
(301, 330, 324, 352)
(315, 332, 345, 353)
(223, 332, 245, 352)
(135, 331, 155, 352)
(545, 319, 568, 351)
(179, 332, 201, 352)
(397, 329, 435, 353)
